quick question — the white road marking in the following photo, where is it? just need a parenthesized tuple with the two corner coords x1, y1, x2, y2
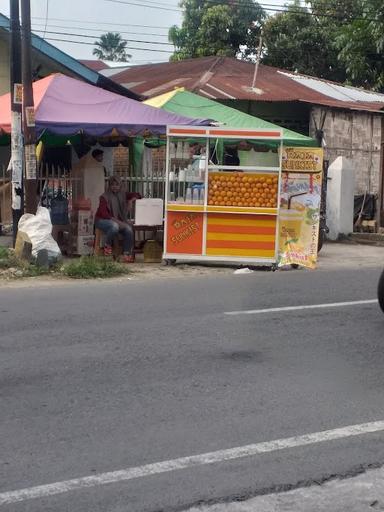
(224, 299, 378, 316)
(1, 420, 384, 505)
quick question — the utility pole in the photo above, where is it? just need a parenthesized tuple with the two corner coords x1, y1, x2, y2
(251, 33, 263, 92)
(20, 0, 38, 214)
(9, 0, 23, 244)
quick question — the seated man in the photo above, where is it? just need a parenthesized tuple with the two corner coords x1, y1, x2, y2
(95, 176, 139, 263)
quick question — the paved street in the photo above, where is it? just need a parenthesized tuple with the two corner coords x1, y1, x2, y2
(0, 245, 384, 511)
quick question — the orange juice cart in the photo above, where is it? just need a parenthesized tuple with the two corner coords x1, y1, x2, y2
(163, 126, 283, 266)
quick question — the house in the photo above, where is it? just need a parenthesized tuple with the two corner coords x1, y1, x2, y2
(79, 60, 110, 72)
(110, 56, 384, 225)
(0, 13, 140, 100)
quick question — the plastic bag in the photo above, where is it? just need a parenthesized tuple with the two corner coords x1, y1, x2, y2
(18, 206, 61, 262)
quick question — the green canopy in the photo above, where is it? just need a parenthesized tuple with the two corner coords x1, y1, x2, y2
(145, 88, 317, 147)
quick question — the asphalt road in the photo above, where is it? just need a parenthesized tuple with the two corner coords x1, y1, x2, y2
(1, 265, 384, 512)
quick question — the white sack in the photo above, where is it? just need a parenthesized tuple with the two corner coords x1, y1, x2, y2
(18, 206, 61, 260)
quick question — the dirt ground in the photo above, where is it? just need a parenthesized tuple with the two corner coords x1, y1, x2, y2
(0, 241, 382, 289)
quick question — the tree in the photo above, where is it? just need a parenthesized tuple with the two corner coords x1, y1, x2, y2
(169, 0, 266, 61)
(335, 0, 384, 91)
(262, 0, 384, 90)
(93, 33, 131, 62)
(262, 0, 348, 82)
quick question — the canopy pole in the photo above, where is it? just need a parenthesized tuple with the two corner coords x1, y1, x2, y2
(9, 0, 23, 244)
(21, 0, 38, 214)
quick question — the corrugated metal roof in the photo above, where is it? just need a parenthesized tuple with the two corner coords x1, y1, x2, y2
(110, 56, 384, 113)
(79, 60, 110, 72)
(280, 72, 384, 104)
(100, 66, 131, 77)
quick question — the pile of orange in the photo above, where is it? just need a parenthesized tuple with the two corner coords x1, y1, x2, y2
(208, 172, 279, 208)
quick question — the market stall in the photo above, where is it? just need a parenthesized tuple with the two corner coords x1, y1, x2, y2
(164, 126, 284, 265)
(0, 74, 210, 255)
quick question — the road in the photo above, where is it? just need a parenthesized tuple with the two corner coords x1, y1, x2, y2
(1, 264, 384, 511)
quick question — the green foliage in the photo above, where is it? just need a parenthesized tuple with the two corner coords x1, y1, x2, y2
(93, 32, 132, 62)
(263, 0, 346, 81)
(335, 0, 384, 91)
(0, 246, 11, 268)
(62, 257, 131, 279)
(263, 0, 384, 91)
(169, 0, 266, 60)
(0, 248, 130, 280)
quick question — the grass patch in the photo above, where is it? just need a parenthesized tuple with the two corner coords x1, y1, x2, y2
(0, 246, 14, 269)
(0, 246, 131, 280)
(62, 256, 131, 279)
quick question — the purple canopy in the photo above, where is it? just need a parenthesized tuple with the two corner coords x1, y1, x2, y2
(0, 74, 210, 136)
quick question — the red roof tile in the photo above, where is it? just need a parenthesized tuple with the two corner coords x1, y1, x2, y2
(79, 60, 110, 71)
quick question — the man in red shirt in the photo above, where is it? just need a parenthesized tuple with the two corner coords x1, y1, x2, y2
(95, 176, 139, 263)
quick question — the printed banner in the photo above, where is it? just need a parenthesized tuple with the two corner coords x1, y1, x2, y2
(166, 211, 204, 255)
(278, 147, 323, 269)
(24, 144, 37, 180)
(25, 106, 35, 127)
(14, 84, 23, 104)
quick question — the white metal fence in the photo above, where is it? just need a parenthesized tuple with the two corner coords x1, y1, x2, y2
(0, 145, 167, 233)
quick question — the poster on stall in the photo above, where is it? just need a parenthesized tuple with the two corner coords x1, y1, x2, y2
(278, 147, 323, 269)
(166, 211, 204, 255)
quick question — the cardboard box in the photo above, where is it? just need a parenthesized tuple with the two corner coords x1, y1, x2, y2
(74, 235, 94, 256)
(135, 199, 163, 226)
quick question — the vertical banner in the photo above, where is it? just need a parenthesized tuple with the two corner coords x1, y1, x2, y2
(24, 144, 37, 180)
(10, 111, 23, 210)
(278, 147, 323, 269)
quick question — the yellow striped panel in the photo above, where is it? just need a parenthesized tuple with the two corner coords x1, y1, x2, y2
(207, 217, 276, 227)
(167, 204, 204, 212)
(206, 248, 275, 257)
(206, 213, 277, 259)
(207, 233, 275, 242)
(206, 206, 278, 215)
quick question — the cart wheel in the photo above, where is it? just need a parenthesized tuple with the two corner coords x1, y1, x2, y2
(271, 263, 278, 272)
(164, 259, 177, 266)
(378, 270, 384, 314)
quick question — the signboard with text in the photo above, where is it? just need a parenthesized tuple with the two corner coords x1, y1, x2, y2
(166, 211, 204, 255)
(278, 147, 323, 269)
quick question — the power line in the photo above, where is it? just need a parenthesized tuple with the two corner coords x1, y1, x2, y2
(31, 22, 169, 38)
(41, 0, 49, 40)
(32, 28, 174, 46)
(30, 16, 170, 30)
(104, 0, 381, 23)
(104, 0, 181, 12)
(43, 37, 173, 53)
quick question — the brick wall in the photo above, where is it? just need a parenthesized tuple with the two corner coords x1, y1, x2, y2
(113, 145, 129, 178)
(310, 107, 383, 195)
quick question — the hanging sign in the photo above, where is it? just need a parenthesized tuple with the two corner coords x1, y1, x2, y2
(25, 144, 37, 180)
(11, 112, 23, 183)
(25, 106, 36, 127)
(278, 147, 323, 269)
(14, 83, 23, 104)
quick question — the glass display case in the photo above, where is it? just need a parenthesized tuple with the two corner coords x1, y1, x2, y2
(164, 126, 283, 264)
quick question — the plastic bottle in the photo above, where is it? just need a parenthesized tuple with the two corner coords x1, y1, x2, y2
(185, 187, 192, 203)
(192, 187, 199, 204)
(199, 185, 205, 204)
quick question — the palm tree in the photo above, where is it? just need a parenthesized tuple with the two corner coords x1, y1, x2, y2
(93, 33, 131, 62)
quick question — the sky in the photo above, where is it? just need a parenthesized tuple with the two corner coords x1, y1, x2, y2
(0, 0, 294, 66)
